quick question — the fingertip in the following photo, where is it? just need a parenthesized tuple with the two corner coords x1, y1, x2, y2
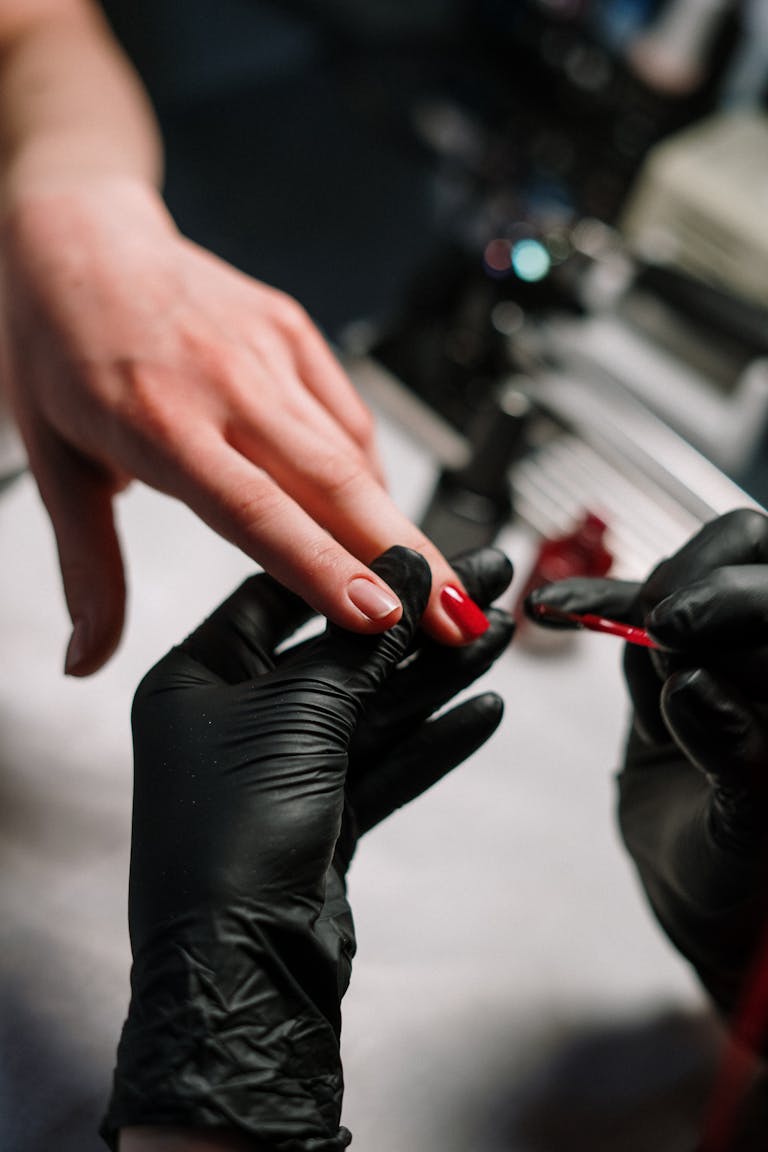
(525, 577, 640, 624)
(369, 546, 432, 595)
(486, 609, 516, 650)
(363, 545, 431, 629)
(61, 550, 126, 677)
(438, 583, 490, 642)
(346, 576, 402, 624)
(420, 596, 479, 646)
(449, 547, 515, 606)
(34, 439, 126, 677)
(477, 690, 505, 728)
(523, 586, 561, 625)
(64, 605, 124, 677)
(659, 666, 756, 774)
(660, 666, 714, 723)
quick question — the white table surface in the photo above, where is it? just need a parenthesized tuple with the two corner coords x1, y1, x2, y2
(0, 404, 720, 1152)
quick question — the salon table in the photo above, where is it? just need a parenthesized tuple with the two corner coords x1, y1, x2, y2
(0, 373, 749, 1152)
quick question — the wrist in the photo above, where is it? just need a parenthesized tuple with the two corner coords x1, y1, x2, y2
(103, 917, 347, 1152)
(0, 174, 176, 256)
(0, 4, 163, 219)
(1, 141, 162, 218)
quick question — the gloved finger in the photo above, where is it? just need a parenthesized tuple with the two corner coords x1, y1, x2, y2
(626, 512, 768, 744)
(661, 668, 767, 780)
(648, 566, 768, 651)
(525, 577, 641, 628)
(641, 508, 768, 610)
(349, 609, 513, 761)
(174, 573, 314, 684)
(351, 692, 504, 835)
(521, 572, 667, 742)
(661, 668, 768, 845)
(523, 574, 677, 742)
(279, 546, 431, 704)
(450, 547, 514, 608)
(624, 643, 671, 745)
(273, 546, 510, 679)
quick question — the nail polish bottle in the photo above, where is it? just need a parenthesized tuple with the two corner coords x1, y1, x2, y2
(515, 511, 614, 630)
(420, 386, 532, 557)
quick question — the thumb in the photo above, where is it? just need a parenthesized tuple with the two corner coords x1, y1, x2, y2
(34, 440, 126, 676)
(174, 573, 314, 685)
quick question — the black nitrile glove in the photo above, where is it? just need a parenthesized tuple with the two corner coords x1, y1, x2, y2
(102, 545, 513, 1150)
(525, 510, 768, 1023)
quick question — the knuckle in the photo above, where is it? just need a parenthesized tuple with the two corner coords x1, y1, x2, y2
(109, 361, 179, 447)
(707, 566, 734, 596)
(271, 291, 309, 334)
(399, 525, 434, 560)
(229, 473, 284, 536)
(193, 337, 246, 394)
(347, 403, 376, 448)
(301, 535, 349, 581)
(311, 450, 369, 501)
(730, 508, 768, 554)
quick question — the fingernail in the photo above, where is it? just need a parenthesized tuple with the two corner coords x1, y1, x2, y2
(65, 617, 89, 675)
(441, 584, 490, 639)
(347, 577, 401, 621)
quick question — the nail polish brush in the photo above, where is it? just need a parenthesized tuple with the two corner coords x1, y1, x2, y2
(530, 602, 660, 648)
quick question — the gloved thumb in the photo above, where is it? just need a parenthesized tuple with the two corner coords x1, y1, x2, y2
(175, 573, 314, 685)
(661, 668, 768, 790)
(35, 443, 126, 677)
(661, 667, 768, 849)
(281, 545, 431, 704)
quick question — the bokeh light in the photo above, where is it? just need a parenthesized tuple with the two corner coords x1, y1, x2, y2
(511, 238, 551, 282)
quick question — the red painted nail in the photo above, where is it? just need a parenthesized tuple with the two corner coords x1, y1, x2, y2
(440, 585, 490, 639)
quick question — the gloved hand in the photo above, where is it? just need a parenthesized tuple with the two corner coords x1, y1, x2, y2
(525, 509, 768, 1022)
(103, 545, 513, 1151)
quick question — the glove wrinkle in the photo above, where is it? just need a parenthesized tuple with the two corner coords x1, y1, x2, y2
(104, 545, 513, 1149)
(104, 917, 349, 1150)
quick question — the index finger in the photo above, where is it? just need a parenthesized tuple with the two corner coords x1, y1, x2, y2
(648, 566, 768, 650)
(643, 509, 768, 608)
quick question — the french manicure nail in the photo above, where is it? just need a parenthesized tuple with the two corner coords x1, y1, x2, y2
(347, 577, 401, 621)
(441, 584, 490, 639)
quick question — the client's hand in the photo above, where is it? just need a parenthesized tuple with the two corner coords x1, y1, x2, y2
(104, 546, 513, 1151)
(526, 509, 768, 1020)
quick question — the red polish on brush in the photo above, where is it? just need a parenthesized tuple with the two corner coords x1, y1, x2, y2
(531, 603, 660, 649)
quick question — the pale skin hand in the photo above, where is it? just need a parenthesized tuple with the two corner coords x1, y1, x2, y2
(1, 177, 478, 670)
(0, 2, 478, 677)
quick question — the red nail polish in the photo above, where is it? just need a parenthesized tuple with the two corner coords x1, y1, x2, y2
(440, 585, 490, 639)
(515, 511, 614, 627)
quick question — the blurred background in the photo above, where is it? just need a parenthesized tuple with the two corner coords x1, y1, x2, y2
(5, 1, 768, 1149)
(93, 0, 768, 559)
